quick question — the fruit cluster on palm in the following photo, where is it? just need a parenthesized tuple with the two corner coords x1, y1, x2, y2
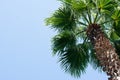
(45, 0, 120, 80)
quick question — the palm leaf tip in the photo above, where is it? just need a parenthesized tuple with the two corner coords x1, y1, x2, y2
(59, 44, 89, 77)
(45, 7, 76, 31)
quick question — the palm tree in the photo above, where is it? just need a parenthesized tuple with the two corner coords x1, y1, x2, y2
(45, 0, 120, 80)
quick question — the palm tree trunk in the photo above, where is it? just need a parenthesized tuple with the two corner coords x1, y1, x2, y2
(86, 24, 120, 80)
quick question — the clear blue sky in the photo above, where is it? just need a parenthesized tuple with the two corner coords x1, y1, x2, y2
(0, 0, 108, 80)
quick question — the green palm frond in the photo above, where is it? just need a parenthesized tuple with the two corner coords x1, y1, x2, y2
(59, 43, 89, 77)
(92, 0, 117, 24)
(71, 0, 87, 12)
(97, 0, 116, 14)
(110, 31, 120, 41)
(112, 21, 120, 38)
(59, 0, 87, 11)
(112, 10, 120, 25)
(52, 31, 76, 55)
(59, 0, 95, 24)
(52, 29, 90, 77)
(45, 7, 76, 31)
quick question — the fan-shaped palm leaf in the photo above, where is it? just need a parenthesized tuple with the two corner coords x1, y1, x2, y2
(52, 31, 76, 55)
(45, 7, 77, 31)
(59, 44, 89, 77)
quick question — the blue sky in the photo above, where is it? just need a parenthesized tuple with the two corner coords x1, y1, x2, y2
(0, 0, 108, 80)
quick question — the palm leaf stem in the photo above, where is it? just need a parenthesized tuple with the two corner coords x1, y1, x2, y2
(78, 21, 87, 26)
(94, 12, 99, 23)
(82, 13, 90, 24)
(100, 20, 113, 25)
(87, 9, 92, 24)
(82, 37, 88, 45)
(76, 30, 86, 35)
(95, 14, 102, 23)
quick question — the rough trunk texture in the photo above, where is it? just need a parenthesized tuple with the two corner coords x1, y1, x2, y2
(86, 24, 120, 80)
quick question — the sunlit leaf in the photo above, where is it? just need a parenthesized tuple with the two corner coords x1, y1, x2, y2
(110, 31, 120, 40)
(111, 10, 120, 25)
(97, 0, 116, 16)
(45, 7, 76, 31)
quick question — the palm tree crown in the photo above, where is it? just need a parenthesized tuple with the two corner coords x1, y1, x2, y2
(45, 0, 120, 78)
